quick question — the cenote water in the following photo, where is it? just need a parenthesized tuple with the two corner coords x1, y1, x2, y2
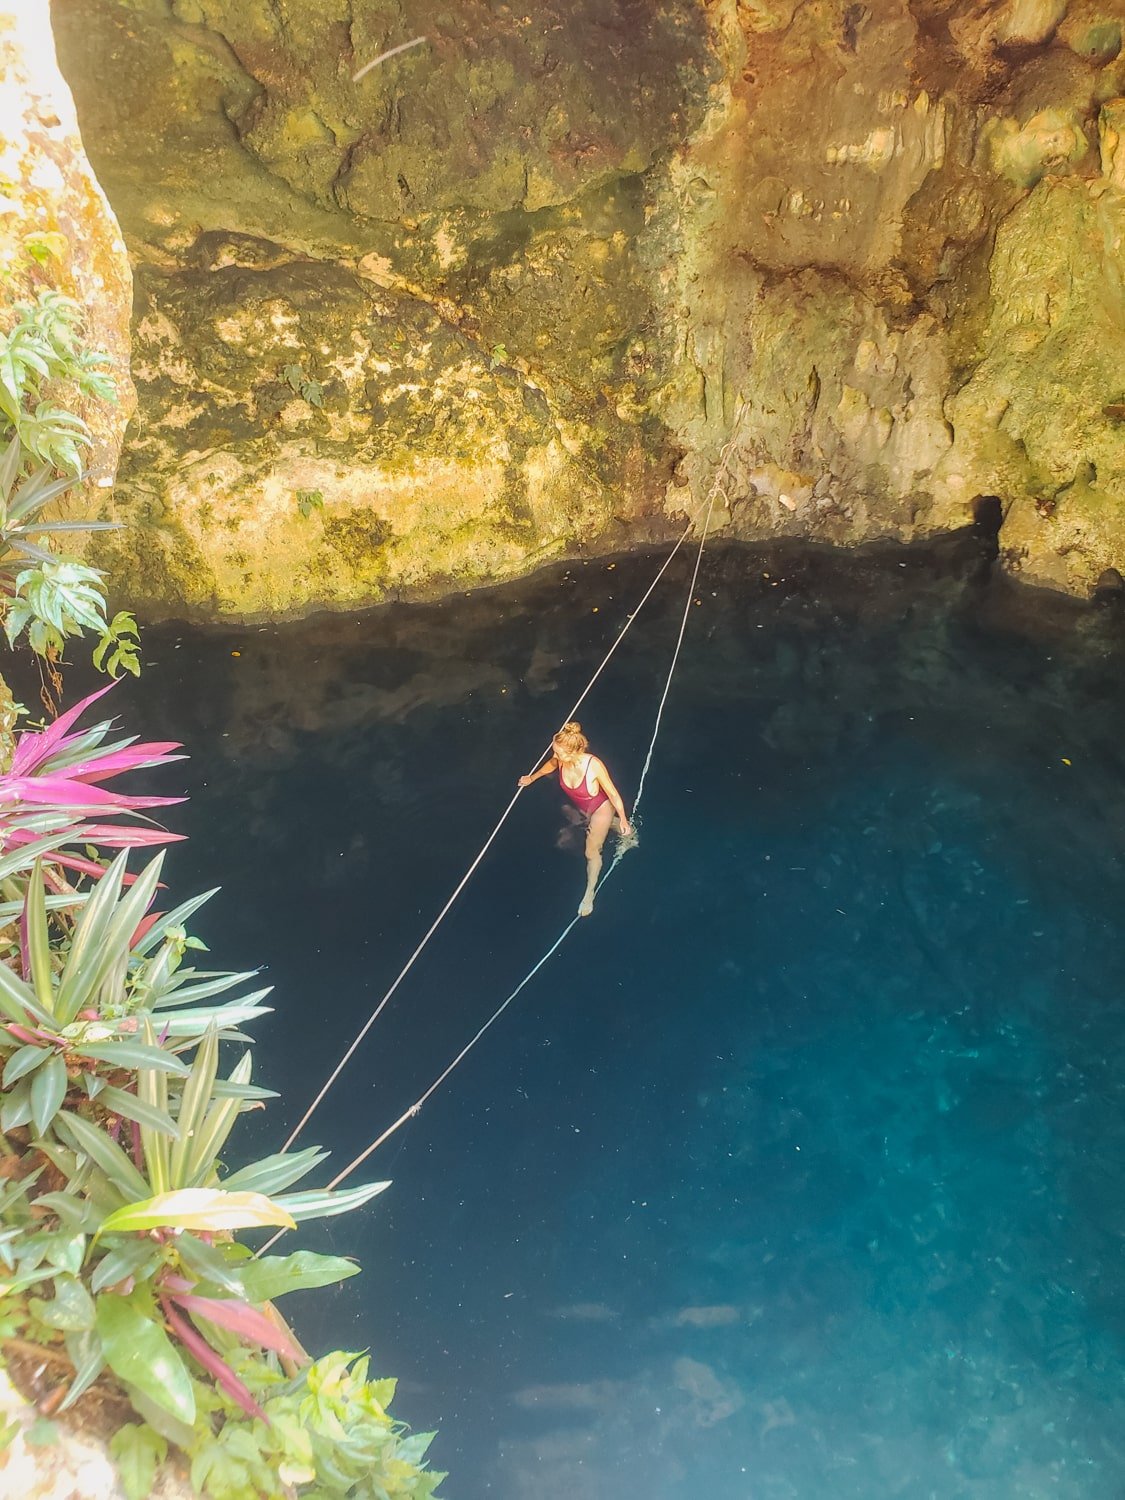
(110, 534, 1125, 1498)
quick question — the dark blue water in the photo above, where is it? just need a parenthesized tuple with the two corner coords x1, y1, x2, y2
(113, 536, 1125, 1497)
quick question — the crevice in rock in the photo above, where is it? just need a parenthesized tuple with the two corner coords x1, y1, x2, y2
(971, 494, 1004, 550)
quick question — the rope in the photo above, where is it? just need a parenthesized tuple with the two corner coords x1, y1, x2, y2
(630, 405, 743, 824)
(323, 917, 580, 1190)
(258, 416, 743, 1255)
(280, 493, 714, 1154)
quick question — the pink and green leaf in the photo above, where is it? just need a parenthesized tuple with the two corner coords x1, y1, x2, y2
(167, 1291, 301, 1360)
(160, 1298, 265, 1420)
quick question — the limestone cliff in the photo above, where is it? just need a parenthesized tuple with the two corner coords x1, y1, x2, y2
(48, 0, 1125, 617)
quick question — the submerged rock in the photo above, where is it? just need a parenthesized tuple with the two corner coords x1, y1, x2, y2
(46, 0, 1125, 619)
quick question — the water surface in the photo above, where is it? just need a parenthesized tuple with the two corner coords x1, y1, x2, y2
(118, 535, 1125, 1498)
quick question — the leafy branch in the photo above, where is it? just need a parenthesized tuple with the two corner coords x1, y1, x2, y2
(0, 286, 134, 683)
(280, 364, 324, 410)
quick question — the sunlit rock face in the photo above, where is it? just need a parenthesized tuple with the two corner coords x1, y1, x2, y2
(50, 0, 1125, 617)
(663, 0, 1125, 595)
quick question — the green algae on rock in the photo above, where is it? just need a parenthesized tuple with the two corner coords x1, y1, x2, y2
(47, 0, 1125, 615)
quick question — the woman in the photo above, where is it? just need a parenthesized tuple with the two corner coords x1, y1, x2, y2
(519, 721, 633, 918)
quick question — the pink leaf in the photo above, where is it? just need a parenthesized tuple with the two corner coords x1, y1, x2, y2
(130, 912, 164, 949)
(70, 825, 186, 848)
(5, 1023, 43, 1046)
(0, 775, 185, 809)
(67, 745, 185, 784)
(21, 849, 137, 886)
(168, 1293, 301, 1361)
(41, 851, 112, 881)
(161, 1298, 266, 1421)
(10, 683, 118, 776)
(2, 828, 77, 847)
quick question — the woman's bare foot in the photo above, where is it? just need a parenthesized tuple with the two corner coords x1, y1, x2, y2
(578, 893, 595, 917)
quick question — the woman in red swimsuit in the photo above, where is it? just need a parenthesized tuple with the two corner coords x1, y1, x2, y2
(518, 721, 633, 917)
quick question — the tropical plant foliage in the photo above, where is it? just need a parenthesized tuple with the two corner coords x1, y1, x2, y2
(0, 690, 445, 1497)
(0, 284, 139, 676)
(0, 238, 442, 1498)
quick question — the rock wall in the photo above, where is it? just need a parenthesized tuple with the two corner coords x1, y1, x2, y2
(48, 0, 1125, 618)
(664, 0, 1125, 597)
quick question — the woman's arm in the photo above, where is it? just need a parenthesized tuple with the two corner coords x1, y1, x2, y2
(518, 755, 558, 788)
(590, 759, 632, 835)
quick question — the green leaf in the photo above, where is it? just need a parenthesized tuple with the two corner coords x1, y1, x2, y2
(184, 1052, 251, 1183)
(31, 1192, 99, 1233)
(132, 891, 217, 958)
(0, 1079, 33, 1132)
(41, 1229, 85, 1275)
(275, 1179, 391, 1223)
(55, 1109, 150, 1202)
(99, 1188, 295, 1236)
(60, 1328, 105, 1411)
(174, 1232, 248, 1296)
(209, 1078, 278, 1103)
(55, 851, 127, 1015)
(59, 853, 164, 1023)
(91, 1238, 163, 1295)
(167, 1023, 217, 1187)
(30, 1052, 68, 1134)
(0, 832, 72, 883)
(0, 952, 54, 1028)
(119, 1382, 195, 1451)
(221, 1146, 328, 1198)
(76, 1040, 188, 1075)
(97, 1085, 179, 1139)
(155, 1000, 272, 1038)
(237, 1250, 362, 1305)
(26, 860, 54, 1013)
(0, 893, 87, 924)
(156, 970, 262, 1006)
(26, 1139, 73, 1181)
(136, 1018, 170, 1194)
(95, 1292, 195, 1427)
(28, 1273, 94, 1331)
(2, 1043, 49, 1086)
(109, 1424, 167, 1500)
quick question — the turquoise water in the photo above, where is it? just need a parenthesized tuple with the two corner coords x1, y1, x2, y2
(121, 536, 1125, 1497)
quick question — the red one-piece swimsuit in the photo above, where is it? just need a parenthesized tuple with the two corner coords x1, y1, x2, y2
(558, 756, 609, 816)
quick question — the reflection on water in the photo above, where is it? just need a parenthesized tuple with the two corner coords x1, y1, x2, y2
(117, 535, 1125, 1497)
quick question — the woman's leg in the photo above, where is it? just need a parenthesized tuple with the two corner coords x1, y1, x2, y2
(579, 801, 615, 917)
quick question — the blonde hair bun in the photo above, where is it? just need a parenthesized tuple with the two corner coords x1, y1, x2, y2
(553, 721, 589, 755)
